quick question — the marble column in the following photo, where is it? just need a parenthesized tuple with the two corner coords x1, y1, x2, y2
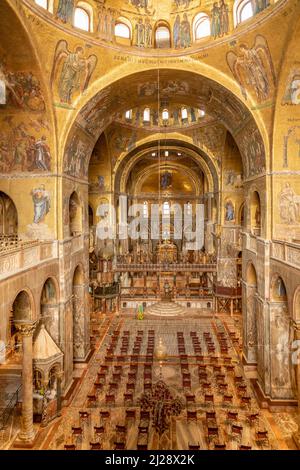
(15, 321, 36, 443)
(56, 370, 63, 417)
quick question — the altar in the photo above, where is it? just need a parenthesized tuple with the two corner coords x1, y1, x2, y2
(156, 240, 177, 263)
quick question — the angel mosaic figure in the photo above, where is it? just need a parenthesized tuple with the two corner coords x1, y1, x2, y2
(51, 40, 97, 104)
(226, 35, 276, 102)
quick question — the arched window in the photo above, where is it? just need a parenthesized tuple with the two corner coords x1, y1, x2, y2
(163, 201, 170, 216)
(155, 25, 171, 49)
(69, 192, 82, 236)
(125, 109, 132, 120)
(115, 22, 131, 39)
(162, 109, 169, 121)
(0, 192, 18, 236)
(250, 191, 261, 236)
(186, 202, 192, 215)
(35, 0, 48, 9)
(88, 205, 93, 226)
(181, 107, 188, 120)
(74, 6, 90, 31)
(143, 202, 148, 218)
(143, 107, 150, 122)
(234, 0, 254, 26)
(271, 276, 287, 302)
(194, 13, 210, 40)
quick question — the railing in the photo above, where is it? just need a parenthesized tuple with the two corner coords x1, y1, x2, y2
(94, 283, 119, 297)
(0, 236, 38, 253)
(0, 240, 57, 280)
(213, 284, 242, 297)
(120, 286, 213, 299)
(0, 385, 21, 431)
(70, 234, 84, 254)
(271, 239, 300, 268)
(115, 262, 217, 272)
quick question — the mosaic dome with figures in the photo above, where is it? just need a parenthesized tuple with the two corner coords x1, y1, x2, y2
(27, 0, 281, 53)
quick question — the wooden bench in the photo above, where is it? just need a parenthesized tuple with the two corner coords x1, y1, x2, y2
(207, 427, 219, 440)
(128, 373, 137, 381)
(195, 356, 204, 363)
(185, 394, 195, 404)
(137, 444, 148, 450)
(87, 394, 97, 406)
(64, 444, 76, 450)
(125, 409, 136, 419)
(187, 410, 197, 421)
(140, 411, 150, 420)
(114, 441, 125, 450)
(204, 394, 214, 403)
(256, 430, 269, 446)
(79, 411, 90, 420)
(227, 411, 238, 421)
(123, 393, 133, 404)
(188, 443, 200, 450)
(214, 443, 226, 450)
(246, 413, 259, 426)
(231, 424, 243, 439)
(94, 426, 105, 437)
(108, 383, 118, 393)
(97, 373, 106, 381)
(222, 394, 233, 404)
(90, 441, 102, 450)
(72, 426, 83, 436)
(116, 425, 127, 434)
(105, 394, 115, 405)
(138, 426, 149, 434)
(117, 355, 126, 362)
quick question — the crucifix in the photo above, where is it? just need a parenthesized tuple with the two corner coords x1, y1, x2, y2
(139, 380, 183, 448)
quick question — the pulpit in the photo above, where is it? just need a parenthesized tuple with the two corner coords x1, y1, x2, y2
(156, 240, 177, 263)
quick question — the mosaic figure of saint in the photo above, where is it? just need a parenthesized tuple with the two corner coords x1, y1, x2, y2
(56, 0, 74, 23)
(279, 183, 300, 224)
(135, 19, 145, 47)
(219, 0, 229, 36)
(211, 3, 221, 39)
(173, 15, 181, 49)
(34, 136, 51, 171)
(225, 200, 234, 221)
(144, 19, 153, 47)
(161, 171, 172, 190)
(31, 185, 50, 224)
(180, 14, 191, 48)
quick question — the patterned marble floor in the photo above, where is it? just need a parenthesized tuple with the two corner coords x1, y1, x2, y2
(33, 311, 298, 451)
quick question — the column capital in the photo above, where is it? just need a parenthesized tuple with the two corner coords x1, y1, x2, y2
(14, 320, 37, 337)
